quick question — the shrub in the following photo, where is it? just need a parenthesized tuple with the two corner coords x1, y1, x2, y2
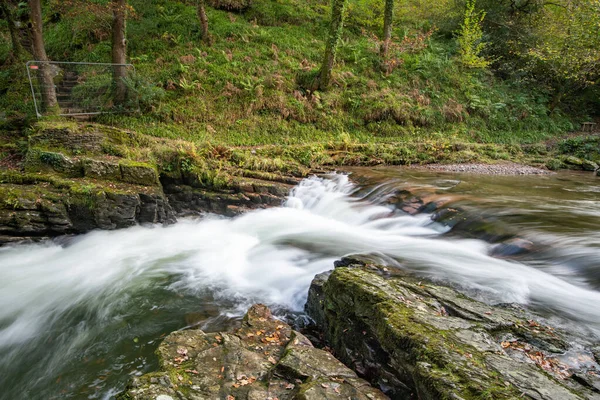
(456, 0, 489, 69)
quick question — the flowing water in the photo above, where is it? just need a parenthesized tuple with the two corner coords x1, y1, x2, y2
(1, 169, 599, 399)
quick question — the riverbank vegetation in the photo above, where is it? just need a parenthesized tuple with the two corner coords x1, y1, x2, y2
(0, 0, 599, 164)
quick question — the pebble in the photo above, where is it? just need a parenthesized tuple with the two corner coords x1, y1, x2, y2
(413, 163, 553, 175)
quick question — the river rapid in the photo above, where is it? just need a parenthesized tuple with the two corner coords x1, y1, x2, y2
(1, 169, 599, 399)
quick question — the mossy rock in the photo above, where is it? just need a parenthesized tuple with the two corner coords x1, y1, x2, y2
(120, 304, 386, 400)
(581, 159, 599, 171)
(24, 149, 83, 177)
(307, 262, 595, 399)
(82, 158, 122, 181)
(119, 161, 159, 186)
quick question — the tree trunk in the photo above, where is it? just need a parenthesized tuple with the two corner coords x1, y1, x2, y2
(380, 0, 394, 57)
(1, 0, 24, 60)
(319, 0, 347, 90)
(197, 0, 211, 45)
(111, 0, 127, 105)
(29, 0, 57, 112)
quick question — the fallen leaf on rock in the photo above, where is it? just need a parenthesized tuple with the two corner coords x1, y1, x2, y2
(285, 383, 295, 390)
(321, 383, 329, 388)
(267, 356, 277, 364)
(177, 347, 188, 356)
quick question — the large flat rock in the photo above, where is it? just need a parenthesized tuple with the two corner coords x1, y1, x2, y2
(119, 304, 387, 400)
(306, 259, 600, 399)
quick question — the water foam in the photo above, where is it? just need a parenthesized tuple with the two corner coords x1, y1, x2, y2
(1, 173, 600, 397)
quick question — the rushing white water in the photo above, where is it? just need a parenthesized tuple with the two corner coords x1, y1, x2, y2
(1, 173, 600, 398)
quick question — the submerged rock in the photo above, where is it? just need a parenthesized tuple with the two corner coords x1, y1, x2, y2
(119, 304, 387, 400)
(306, 258, 600, 399)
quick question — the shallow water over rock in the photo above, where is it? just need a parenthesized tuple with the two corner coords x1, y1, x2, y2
(0, 168, 599, 399)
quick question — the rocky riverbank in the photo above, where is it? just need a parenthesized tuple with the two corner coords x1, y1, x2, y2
(412, 162, 554, 175)
(2, 121, 600, 245)
(0, 123, 296, 245)
(306, 258, 600, 399)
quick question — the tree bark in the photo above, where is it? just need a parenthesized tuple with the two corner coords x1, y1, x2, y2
(197, 0, 211, 45)
(111, 0, 128, 105)
(319, 0, 347, 90)
(380, 0, 394, 57)
(29, 0, 58, 112)
(1, 0, 24, 60)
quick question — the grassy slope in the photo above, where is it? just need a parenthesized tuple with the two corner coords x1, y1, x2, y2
(0, 0, 581, 151)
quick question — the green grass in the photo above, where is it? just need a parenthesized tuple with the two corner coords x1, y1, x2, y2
(0, 0, 586, 150)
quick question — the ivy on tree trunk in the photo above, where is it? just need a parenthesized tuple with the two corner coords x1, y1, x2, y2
(112, 0, 128, 105)
(380, 0, 394, 57)
(0, 0, 24, 60)
(29, 0, 58, 112)
(319, 0, 347, 90)
(197, 0, 211, 45)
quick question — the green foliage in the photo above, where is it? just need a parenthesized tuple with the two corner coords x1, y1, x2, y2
(122, 73, 165, 112)
(0, 0, 593, 148)
(457, 0, 489, 69)
(558, 136, 600, 160)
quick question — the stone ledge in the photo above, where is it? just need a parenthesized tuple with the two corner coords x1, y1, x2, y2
(306, 259, 600, 399)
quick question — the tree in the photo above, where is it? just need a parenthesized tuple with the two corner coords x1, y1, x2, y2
(319, 0, 347, 90)
(380, 0, 394, 57)
(111, 0, 128, 105)
(29, 0, 58, 111)
(0, 0, 24, 61)
(197, 0, 211, 45)
(526, 0, 600, 111)
(457, 0, 490, 68)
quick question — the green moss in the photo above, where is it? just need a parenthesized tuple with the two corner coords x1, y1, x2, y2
(324, 267, 523, 399)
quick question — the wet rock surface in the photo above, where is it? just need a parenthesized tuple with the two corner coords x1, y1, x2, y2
(119, 304, 387, 400)
(306, 259, 600, 400)
(0, 182, 176, 244)
(162, 176, 294, 217)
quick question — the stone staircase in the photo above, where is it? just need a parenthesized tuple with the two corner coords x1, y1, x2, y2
(55, 70, 81, 114)
(55, 70, 93, 121)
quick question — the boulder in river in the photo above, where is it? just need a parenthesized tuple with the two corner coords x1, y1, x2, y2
(306, 258, 600, 399)
(119, 304, 387, 400)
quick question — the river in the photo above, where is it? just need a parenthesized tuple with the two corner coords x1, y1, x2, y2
(0, 168, 599, 399)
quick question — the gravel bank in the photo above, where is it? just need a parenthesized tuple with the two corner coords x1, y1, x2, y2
(412, 162, 553, 175)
